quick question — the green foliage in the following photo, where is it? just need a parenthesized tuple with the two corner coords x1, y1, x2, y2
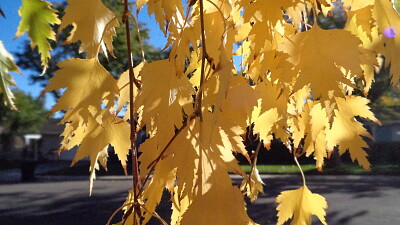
(16, 0, 60, 69)
(0, 91, 47, 135)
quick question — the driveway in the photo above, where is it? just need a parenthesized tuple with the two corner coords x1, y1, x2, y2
(0, 174, 399, 225)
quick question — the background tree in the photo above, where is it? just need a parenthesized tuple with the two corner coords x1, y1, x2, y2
(0, 91, 47, 168)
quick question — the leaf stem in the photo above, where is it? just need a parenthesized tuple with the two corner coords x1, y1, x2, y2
(195, 0, 207, 121)
(123, 0, 141, 223)
(126, 13, 146, 62)
(294, 154, 306, 187)
(248, 139, 262, 191)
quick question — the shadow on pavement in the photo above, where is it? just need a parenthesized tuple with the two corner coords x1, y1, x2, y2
(0, 175, 399, 225)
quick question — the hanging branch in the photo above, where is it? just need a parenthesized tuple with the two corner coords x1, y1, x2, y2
(195, 0, 207, 121)
(122, 0, 141, 223)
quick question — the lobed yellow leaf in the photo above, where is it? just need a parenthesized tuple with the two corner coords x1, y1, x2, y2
(326, 96, 380, 170)
(116, 63, 143, 114)
(240, 168, 265, 202)
(43, 58, 119, 123)
(59, 0, 119, 58)
(276, 186, 328, 225)
(373, 0, 400, 87)
(61, 110, 130, 194)
(252, 80, 289, 147)
(279, 26, 363, 99)
(136, 59, 194, 149)
(307, 103, 329, 169)
(342, 0, 375, 11)
(0, 41, 20, 111)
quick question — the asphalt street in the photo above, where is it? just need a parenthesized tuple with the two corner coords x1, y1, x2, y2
(0, 174, 399, 225)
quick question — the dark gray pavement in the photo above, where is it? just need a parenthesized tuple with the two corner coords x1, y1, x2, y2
(0, 173, 399, 225)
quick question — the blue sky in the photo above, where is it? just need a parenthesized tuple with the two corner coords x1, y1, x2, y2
(0, 0, 167, 110)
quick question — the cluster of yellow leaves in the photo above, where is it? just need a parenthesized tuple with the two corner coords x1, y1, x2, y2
(23, 0, 399, 224)
(31, 0, 127, 193)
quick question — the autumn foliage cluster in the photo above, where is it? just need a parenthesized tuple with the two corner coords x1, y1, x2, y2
(1, 0, 400, 224)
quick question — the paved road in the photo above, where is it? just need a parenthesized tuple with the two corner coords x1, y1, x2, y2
(0, 175, 399, 225)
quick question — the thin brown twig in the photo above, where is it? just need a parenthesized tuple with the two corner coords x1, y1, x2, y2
(123, 0, 141, 223)
(195, 0, 207, 121)
(106, 202, 134, 225)
(126, 13, 146, 62)
(106, 200, 168, 225)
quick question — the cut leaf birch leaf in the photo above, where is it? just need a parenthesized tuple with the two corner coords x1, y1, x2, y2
(276, 186, 328, 225)
(42, 58, 119, 123)
(307, 103, 329, 169)
(170, 116, 254, 225)
(240, 168, 265, 202)
(116, 62, 144, 114)
(373, 0, 400, 87)
(59, 0, 119, 58)
(69, 110, 130, 194)
(279, 26, 362, 99)
(252, 80, 289, 147)
(326, 96, 380, 170)
(16, 0, 60, 70)
(136, 59, 194, 152)
(342, 0, 374, 11)
(0, 41, 20, 111)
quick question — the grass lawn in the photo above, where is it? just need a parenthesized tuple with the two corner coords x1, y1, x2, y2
(240, 164, 315, 174)
(240, 164, 400, 175)
(45, 162, 400, 176)
(312, 163, 400, 175)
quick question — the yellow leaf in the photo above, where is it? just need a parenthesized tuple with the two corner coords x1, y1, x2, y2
(276, 186, 328, 225)
(145, 0, 184, 34)
(279, 26, 362, 99)
(136, 59, 194, 153)
(240, 168, 265, 202)
(342, 0, 374, 10)
(16, 0, 60, 69)
(43, 58, 119, 122)
(170, 116, 254, 225)
(0, 41, 20, 110)
(61, 110, 130, 194)
(116, 63, 143, 113)
(252, 80, 289, 146)
(242, 0, 296, 26)
(136, 0, 149, 11)
(140, 158, 176, 224)
(345, 7, 380, 94)
(307, 103, 329, 169)
(222, 76, 258, 129)
(59, 0, 119, 58)
(373, 0, 400, 87)
(326, 96, 380, 170)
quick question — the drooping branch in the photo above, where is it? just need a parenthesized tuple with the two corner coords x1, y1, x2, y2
(195, 0, 207, 121)
(122, 0, 141, 223)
